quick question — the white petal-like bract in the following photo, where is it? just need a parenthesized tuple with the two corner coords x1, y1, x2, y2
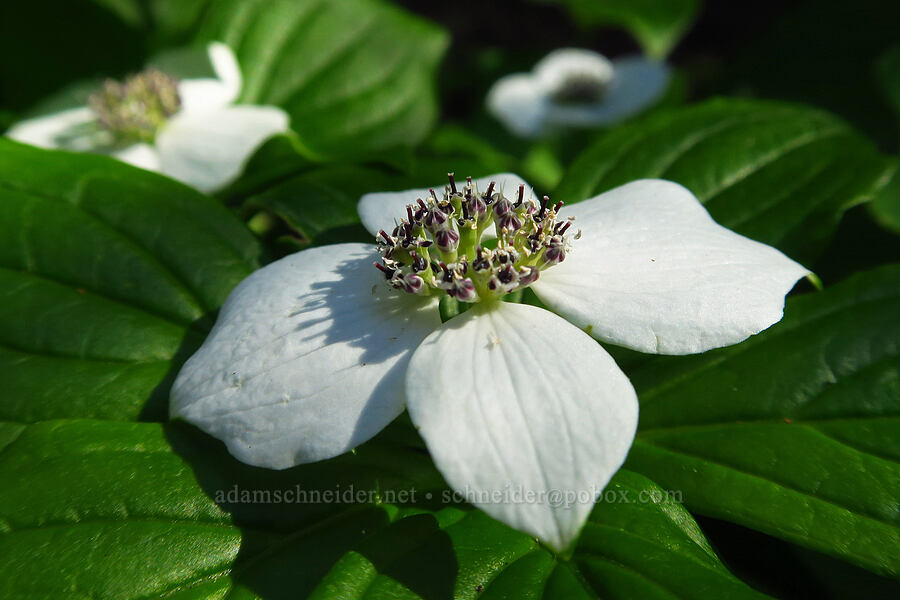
(171, 243, 441, 469)
(546, 56, 669, 127)
(533, 48, 614, 93)
(5, 107, 100, 152)
(485, 74, 549, 138)
(177, 42, 243, 113)
(111, 142, 161, 172)
(358, 173, 534, 237)
(486, 48, 669, 136)
(156, 104, 289, 193)
(534, 179, 809, 355)
(406, 301, 638, 551)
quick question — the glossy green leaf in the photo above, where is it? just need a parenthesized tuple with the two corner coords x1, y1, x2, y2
(627, 265, 900, 577)
(245, 165, 405, 245)
(194, 0, 449, 160)
(0, 140, 259, 422)
(868, 162, 900, 235)
(537, 0, 699, 58)
(555, 98, 897, 264)
(243, 128, 516, 245)
(0, 419, 767, 599)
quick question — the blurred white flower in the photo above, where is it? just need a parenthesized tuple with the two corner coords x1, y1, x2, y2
(170, 173, 807, 552)
(6, 43, 289, 193)
(487, 48, 669, 137)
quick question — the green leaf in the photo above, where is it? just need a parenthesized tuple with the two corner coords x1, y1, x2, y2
(868, 161, 900, 235)
(537, 0, 699, 58)
(246, 165, 405, 245)
(0, 140, 259, 423)
(243, 130, 517, 245)
(626, 265, 900, 577)
(555, 98, 897, 264)
(0, 419, 767, 599)
(194, 0, 449, 160)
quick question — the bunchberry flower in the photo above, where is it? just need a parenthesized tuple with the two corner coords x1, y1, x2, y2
(487, 48, 669, 137)
(171, 173, 807, 551)
(6, 43, 289, 193)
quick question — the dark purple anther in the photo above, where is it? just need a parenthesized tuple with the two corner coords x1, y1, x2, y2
(518, 266, 540, 287)
(401, 274, 425, 294)
(466, 192, 487, 220)
(493, 197, 513, 217)
(434, 228, 460, 252)
(484, 181, 495, 201)
(374, 262, 394, 279)
(449, 278, 477, 302)
(497, 264, 516, 284)
(448, 173, 457, 194)
(516, 184, 524, 207)
(497, 213, 523, 232)
(424, 205, 448, 228)
(544, 241, 566, 265)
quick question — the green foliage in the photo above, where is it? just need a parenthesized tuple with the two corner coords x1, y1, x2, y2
(556, 98, 896, 264)
(0, 140, 259, 422)
(2, 2, 900, 597)
(195, 0, 449, 160)
(0, 419, 765, 599)
(629, 265, 900, 577)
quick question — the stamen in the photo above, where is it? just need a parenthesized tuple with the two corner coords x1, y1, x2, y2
(373, 174, 577, 301)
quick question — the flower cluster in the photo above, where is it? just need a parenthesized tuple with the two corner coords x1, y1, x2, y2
(6, 43, 289, 193)
(89, 69, 182, 143)
(487, 48, 669, 137)
(375, 174, 574, 302)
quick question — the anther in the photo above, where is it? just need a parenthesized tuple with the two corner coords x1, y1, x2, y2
(374, 262, 394, 278)
(448, 173, 457, 194)
(539, 195, 550, 218)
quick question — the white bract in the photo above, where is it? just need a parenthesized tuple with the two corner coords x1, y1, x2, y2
(6, 43, 289, 193)
(170, 174, 808, 552)
(487, 48, 670, 137)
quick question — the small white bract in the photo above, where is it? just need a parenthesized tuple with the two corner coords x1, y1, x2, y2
(170, 174, 808, 552)
(6, 43, 289, 193)
(487, 48, 670, 137)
